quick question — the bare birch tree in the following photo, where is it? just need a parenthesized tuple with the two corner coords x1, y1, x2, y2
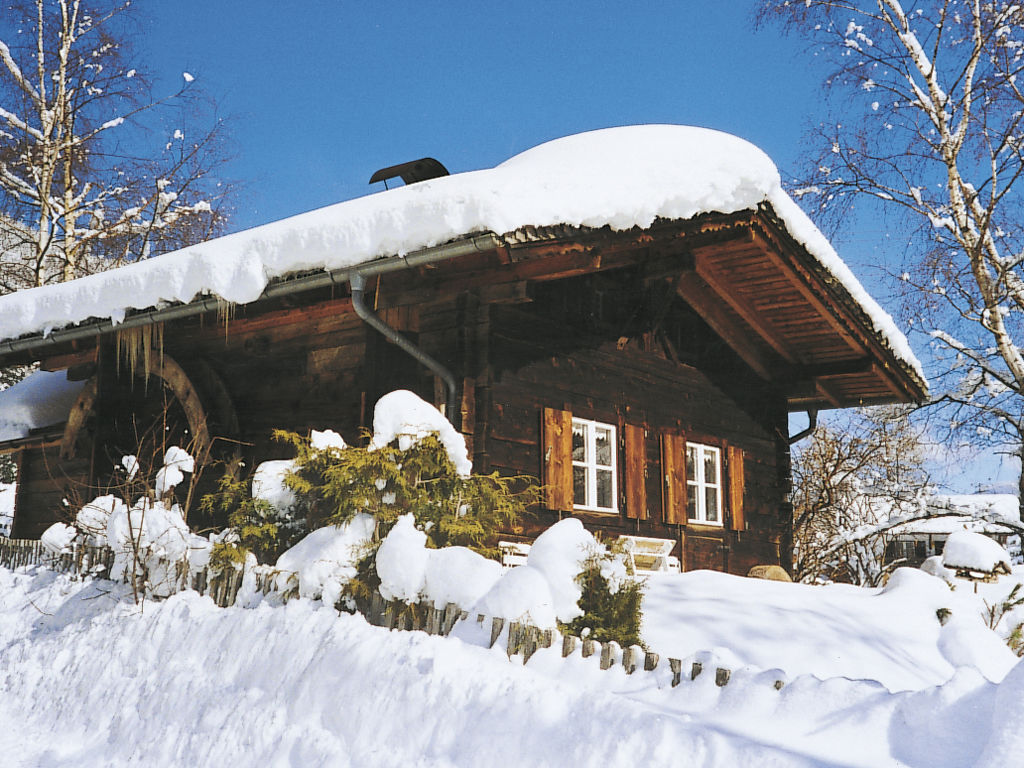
(760, 1, 1024, 498)
(0, 0, 231, 293)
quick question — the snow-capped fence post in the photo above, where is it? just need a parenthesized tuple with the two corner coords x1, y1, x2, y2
(562, 633, 577, 657)
(599, 641, 619, 670)
(623, 645, 639, 674)
(691, 661, 703, 680)
(715, 668, 731, 687)
(489, 617, 504, 648)
(670, 658, 682, 687)
(644, 651, 660, 672)
(442, 603, 460, 635)
(582, 637, 596, 658)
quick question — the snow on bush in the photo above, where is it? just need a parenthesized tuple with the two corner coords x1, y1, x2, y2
(40, 522, 76, 554)
(310, 429, 346, 453)
(472, 565, 557, 628)
(274, 514, 375, 605)
(523, 518, 596, 621)
(942, 530, 1012, 574)
(106, 496, 210, 597)
(251, 459, 298, 514)
(472, 519, 599, 627)
(154, 446, 195, 498)
(372, 514, 507, 610)
(75, 494, 126, 541)
(369, 390, 471, 476)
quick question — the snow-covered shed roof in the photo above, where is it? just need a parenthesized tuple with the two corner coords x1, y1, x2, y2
(0, 370, 86, 443)
(893, 494, 1021, 536)
(0, 125, 926, 399)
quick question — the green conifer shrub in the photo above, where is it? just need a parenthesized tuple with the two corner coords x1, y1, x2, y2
(274, 428, 536, 558)
(562, 550, 646, 648)
(198, 471, 306, 563)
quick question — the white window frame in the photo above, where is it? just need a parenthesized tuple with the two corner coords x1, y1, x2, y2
(686, 442, 722, 525)
(571, 418, 618, 513)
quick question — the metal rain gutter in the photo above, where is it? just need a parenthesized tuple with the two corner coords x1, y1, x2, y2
(0, 232, 503, 359)
(349, 271, 459, 419)
(787, 409, 818, 445)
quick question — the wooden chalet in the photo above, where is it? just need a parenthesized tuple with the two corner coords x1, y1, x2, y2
(0, 126, 927, 575)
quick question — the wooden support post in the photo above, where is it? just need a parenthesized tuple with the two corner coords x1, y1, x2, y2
(691, 661, 703, 680)
(582, 638, 596, 658)
(644, 651, 660, 672)
(715, 668, 731, 686)
(670, 658, 682, 688)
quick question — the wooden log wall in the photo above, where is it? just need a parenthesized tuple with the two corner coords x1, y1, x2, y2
(10, 443, 90, 539)
(479, 271, 791, 575)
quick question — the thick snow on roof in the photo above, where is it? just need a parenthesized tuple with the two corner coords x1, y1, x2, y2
(894, 494, 1020, 535)
(0, 125, 923, 379)
(0, 370, 85, 442)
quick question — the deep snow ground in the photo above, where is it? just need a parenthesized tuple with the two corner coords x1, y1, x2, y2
(0, 565, 1019, 768)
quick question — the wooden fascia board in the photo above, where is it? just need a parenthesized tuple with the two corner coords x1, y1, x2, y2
(750, 211, 924, 403)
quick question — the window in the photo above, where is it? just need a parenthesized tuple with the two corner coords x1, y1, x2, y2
(685, 442, 721, 524)
(571, 418, 617, 512)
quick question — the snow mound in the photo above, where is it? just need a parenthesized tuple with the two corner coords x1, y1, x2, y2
(472, 518, 597, 627)
(641, 567, 1016, 692)
(274, 514, 375, 605)
(942, 530, 1011, 574)
(0, 125, 922, 385)
(40, 522, 76, 554)
(0, 370, 86, 442)
(369, 390, 471, 476)
(374, 514, 503, 608)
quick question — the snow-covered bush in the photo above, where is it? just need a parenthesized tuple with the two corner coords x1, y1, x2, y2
(41, 446, 213, 600)
(562, 543, 645, 648)
(276, 390, 536, 557)
(198, 459, 307, 564)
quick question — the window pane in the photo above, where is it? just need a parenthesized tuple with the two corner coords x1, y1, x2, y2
(703, 450, 717, 484)
(686, 446, 696, 481)
(596, 469, 613, 509)
(573, 466, 587, 506)
(686, 489, 697, 519)
(572, 423, 586, 462)
(595, 428, 612, 466)
(705, 487, 719, 522)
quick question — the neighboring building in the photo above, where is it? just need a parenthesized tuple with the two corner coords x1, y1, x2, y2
(0, 125, 927, 575)
(886, 494, 1021, 567)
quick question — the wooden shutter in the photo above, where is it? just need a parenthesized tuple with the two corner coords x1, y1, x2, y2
(728, 444, 746, 531)
(623, 423, 647, 520)
(660, 431, 687, 525)
(542, 407, 573, 511)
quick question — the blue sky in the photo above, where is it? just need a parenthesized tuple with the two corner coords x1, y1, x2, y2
(138, 1, 1015, 492)
(144, 2, 822, 228)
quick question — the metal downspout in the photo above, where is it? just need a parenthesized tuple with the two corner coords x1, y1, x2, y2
(349, 272, 459, 420)
(788, 409, 818, 445)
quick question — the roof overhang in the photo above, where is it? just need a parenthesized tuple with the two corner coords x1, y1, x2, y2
(0, 209, 926, 412)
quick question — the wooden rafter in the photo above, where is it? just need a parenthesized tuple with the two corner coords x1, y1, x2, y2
(675, 272, 776, 381)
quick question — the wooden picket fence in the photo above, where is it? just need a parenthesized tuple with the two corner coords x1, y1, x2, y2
(0, 536, 779, 691)
(0, 537, 245, 608)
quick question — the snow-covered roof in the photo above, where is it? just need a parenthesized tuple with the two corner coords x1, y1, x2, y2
(0, 370, 86, 442)
(893, 494, 1020, 536)
(0, 124, 924, 382)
